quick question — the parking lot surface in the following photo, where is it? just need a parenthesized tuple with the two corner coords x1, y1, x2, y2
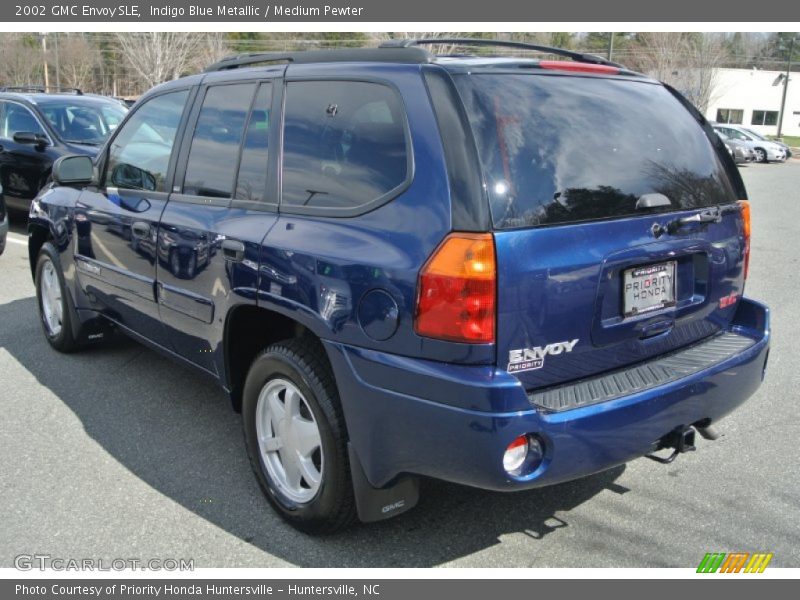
(1, 161, 799, 568)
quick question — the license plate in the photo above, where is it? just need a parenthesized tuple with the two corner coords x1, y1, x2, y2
(623, 261, 677, 317)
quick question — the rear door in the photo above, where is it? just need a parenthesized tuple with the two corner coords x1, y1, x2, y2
(454, 72, 747, 390)
(156, 72, 282, 375)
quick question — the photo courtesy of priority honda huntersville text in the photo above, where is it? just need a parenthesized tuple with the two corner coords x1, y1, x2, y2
(27, 39, 770, 533)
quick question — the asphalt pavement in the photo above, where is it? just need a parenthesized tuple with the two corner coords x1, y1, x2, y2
(1, 160, 798, 568)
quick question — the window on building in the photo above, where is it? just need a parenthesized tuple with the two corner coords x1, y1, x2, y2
(716, 109, 743, 124)
(751, 110, 779, 126)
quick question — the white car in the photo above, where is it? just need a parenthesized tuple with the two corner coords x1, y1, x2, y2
(712, 124, 787, 163)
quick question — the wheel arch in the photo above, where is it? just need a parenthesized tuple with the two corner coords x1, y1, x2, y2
(223, 303, 334, 413)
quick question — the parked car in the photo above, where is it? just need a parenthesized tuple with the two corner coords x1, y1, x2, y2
(712, 123, 787, 163)
(739, 127, 793, 159)
(28, 40, 770, 533)
(716, 131, 755, 164)
(0, 183, 7, 255)
(0, 87, 127, 212)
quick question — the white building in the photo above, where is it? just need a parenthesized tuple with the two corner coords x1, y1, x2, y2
(705, 67, 800, 138)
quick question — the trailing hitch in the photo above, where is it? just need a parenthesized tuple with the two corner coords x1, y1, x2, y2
(646, 426, 697, 464)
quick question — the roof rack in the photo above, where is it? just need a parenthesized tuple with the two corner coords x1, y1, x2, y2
(0, 85, 84, 95)
(380, 38, 623, 68)
(204, 47, 432, 72)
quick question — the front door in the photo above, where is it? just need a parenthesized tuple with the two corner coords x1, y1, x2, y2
(74, 89, 193, 348)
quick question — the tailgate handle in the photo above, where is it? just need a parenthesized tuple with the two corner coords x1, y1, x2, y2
(640, 319, 674, 340)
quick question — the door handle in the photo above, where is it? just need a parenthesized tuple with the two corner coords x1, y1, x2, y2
(222, 239, 245, 262)
(131, 222, 150, 237)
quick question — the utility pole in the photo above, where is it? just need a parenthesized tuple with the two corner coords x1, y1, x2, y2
(776, 35, 794, 140)
(54, 33, 60, 90)
(41, 33, 49, 92)
(607, 32, 615, 61)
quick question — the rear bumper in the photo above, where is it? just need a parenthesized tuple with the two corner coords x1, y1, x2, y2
(326, 297, 770, 491)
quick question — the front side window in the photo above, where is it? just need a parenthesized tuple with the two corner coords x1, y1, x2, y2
(716, 108, 743, 125)
(183, 83, 255, 199)
(1, 103, 46, 140)
(281, 80, 408, 210)
(105, 90, 189, 192)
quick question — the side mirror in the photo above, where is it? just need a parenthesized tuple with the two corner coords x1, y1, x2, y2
(52, 155, 94, 186)
(13, 131, 49, 148)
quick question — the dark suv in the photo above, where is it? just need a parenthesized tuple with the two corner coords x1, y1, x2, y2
(0, 87, 127, 212)
(28, 40, 770, 533)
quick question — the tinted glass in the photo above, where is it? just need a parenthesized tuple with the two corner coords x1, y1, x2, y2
(282, 81, 408, 210)
(106, 90, 188, 192)
(1, 103, 46, 139)
(234, 83, 271, 203)
(183, 84, 255, 199)
(39, 100, 127, 145)
(455, 74, 736, 229)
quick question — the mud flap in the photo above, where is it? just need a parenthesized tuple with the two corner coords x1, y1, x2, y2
(348, 443, 419, 523)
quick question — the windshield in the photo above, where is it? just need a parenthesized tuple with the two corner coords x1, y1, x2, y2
(454, 73, 736, 229)
(742, 128, 767, 141)
(39, 100, 127, 145)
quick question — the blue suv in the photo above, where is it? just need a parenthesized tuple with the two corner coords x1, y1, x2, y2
(28, 40, 770, 533)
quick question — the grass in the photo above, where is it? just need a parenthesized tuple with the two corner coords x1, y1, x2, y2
(770, 135, 800, 147)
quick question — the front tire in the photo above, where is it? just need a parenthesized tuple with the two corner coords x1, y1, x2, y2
(754, 148, 767, 163)
(35, 242, 81, 353)
(242, 338, 356, 534)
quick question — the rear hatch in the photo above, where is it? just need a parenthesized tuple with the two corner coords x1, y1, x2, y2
(452, 70, 747, 391)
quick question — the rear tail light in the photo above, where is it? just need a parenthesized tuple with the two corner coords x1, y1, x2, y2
(414, 233, 496, 343)
(739, 200, 751, 280)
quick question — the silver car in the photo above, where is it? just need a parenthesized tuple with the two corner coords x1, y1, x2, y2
(712, 124, 787, 163)
(716, 131, 755, 164)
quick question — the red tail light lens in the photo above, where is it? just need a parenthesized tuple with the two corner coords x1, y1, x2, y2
(739, 200, 751, 280)
(415, 233, 496, 343)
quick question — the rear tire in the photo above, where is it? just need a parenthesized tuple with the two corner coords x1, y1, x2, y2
(242, 338, 356, 534)
(35, 242, 81, 353)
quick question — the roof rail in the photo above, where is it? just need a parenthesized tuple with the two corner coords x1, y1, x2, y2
(380, 38, 623, 68)
(0, 85, 84, 95)
(204, 47, 432, 72)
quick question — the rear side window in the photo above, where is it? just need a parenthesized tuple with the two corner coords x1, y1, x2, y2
(281, 80, 408, 211)
(234, 82, 272, 203)
(454, 74, 737, 229)
(183, 83, 255, 199)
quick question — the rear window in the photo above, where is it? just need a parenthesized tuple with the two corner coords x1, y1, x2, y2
(454, 74, 736, 229)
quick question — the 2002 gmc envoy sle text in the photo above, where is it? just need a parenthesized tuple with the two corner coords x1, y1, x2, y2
(27, 39, 770, 533)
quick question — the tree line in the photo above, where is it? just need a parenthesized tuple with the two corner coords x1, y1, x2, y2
(0, 32, 797, 112)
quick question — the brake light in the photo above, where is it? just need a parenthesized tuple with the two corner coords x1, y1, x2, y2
(739, 200, 751, 280)
(415, 233, 496, 343)
(539, 60, 620, 75)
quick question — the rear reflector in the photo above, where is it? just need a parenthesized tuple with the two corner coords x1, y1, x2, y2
(739, 200, 751, 280)
(414, 233, 496, 343)
(539, 60, 620, 75)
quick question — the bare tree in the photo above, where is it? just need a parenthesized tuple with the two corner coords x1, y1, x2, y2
(0, 34, 42, 87)
(632, 33, 730, 113)
(192, 33, 232, 71)
(114, 32, 207, 90)
(58, 35, 100, 91)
